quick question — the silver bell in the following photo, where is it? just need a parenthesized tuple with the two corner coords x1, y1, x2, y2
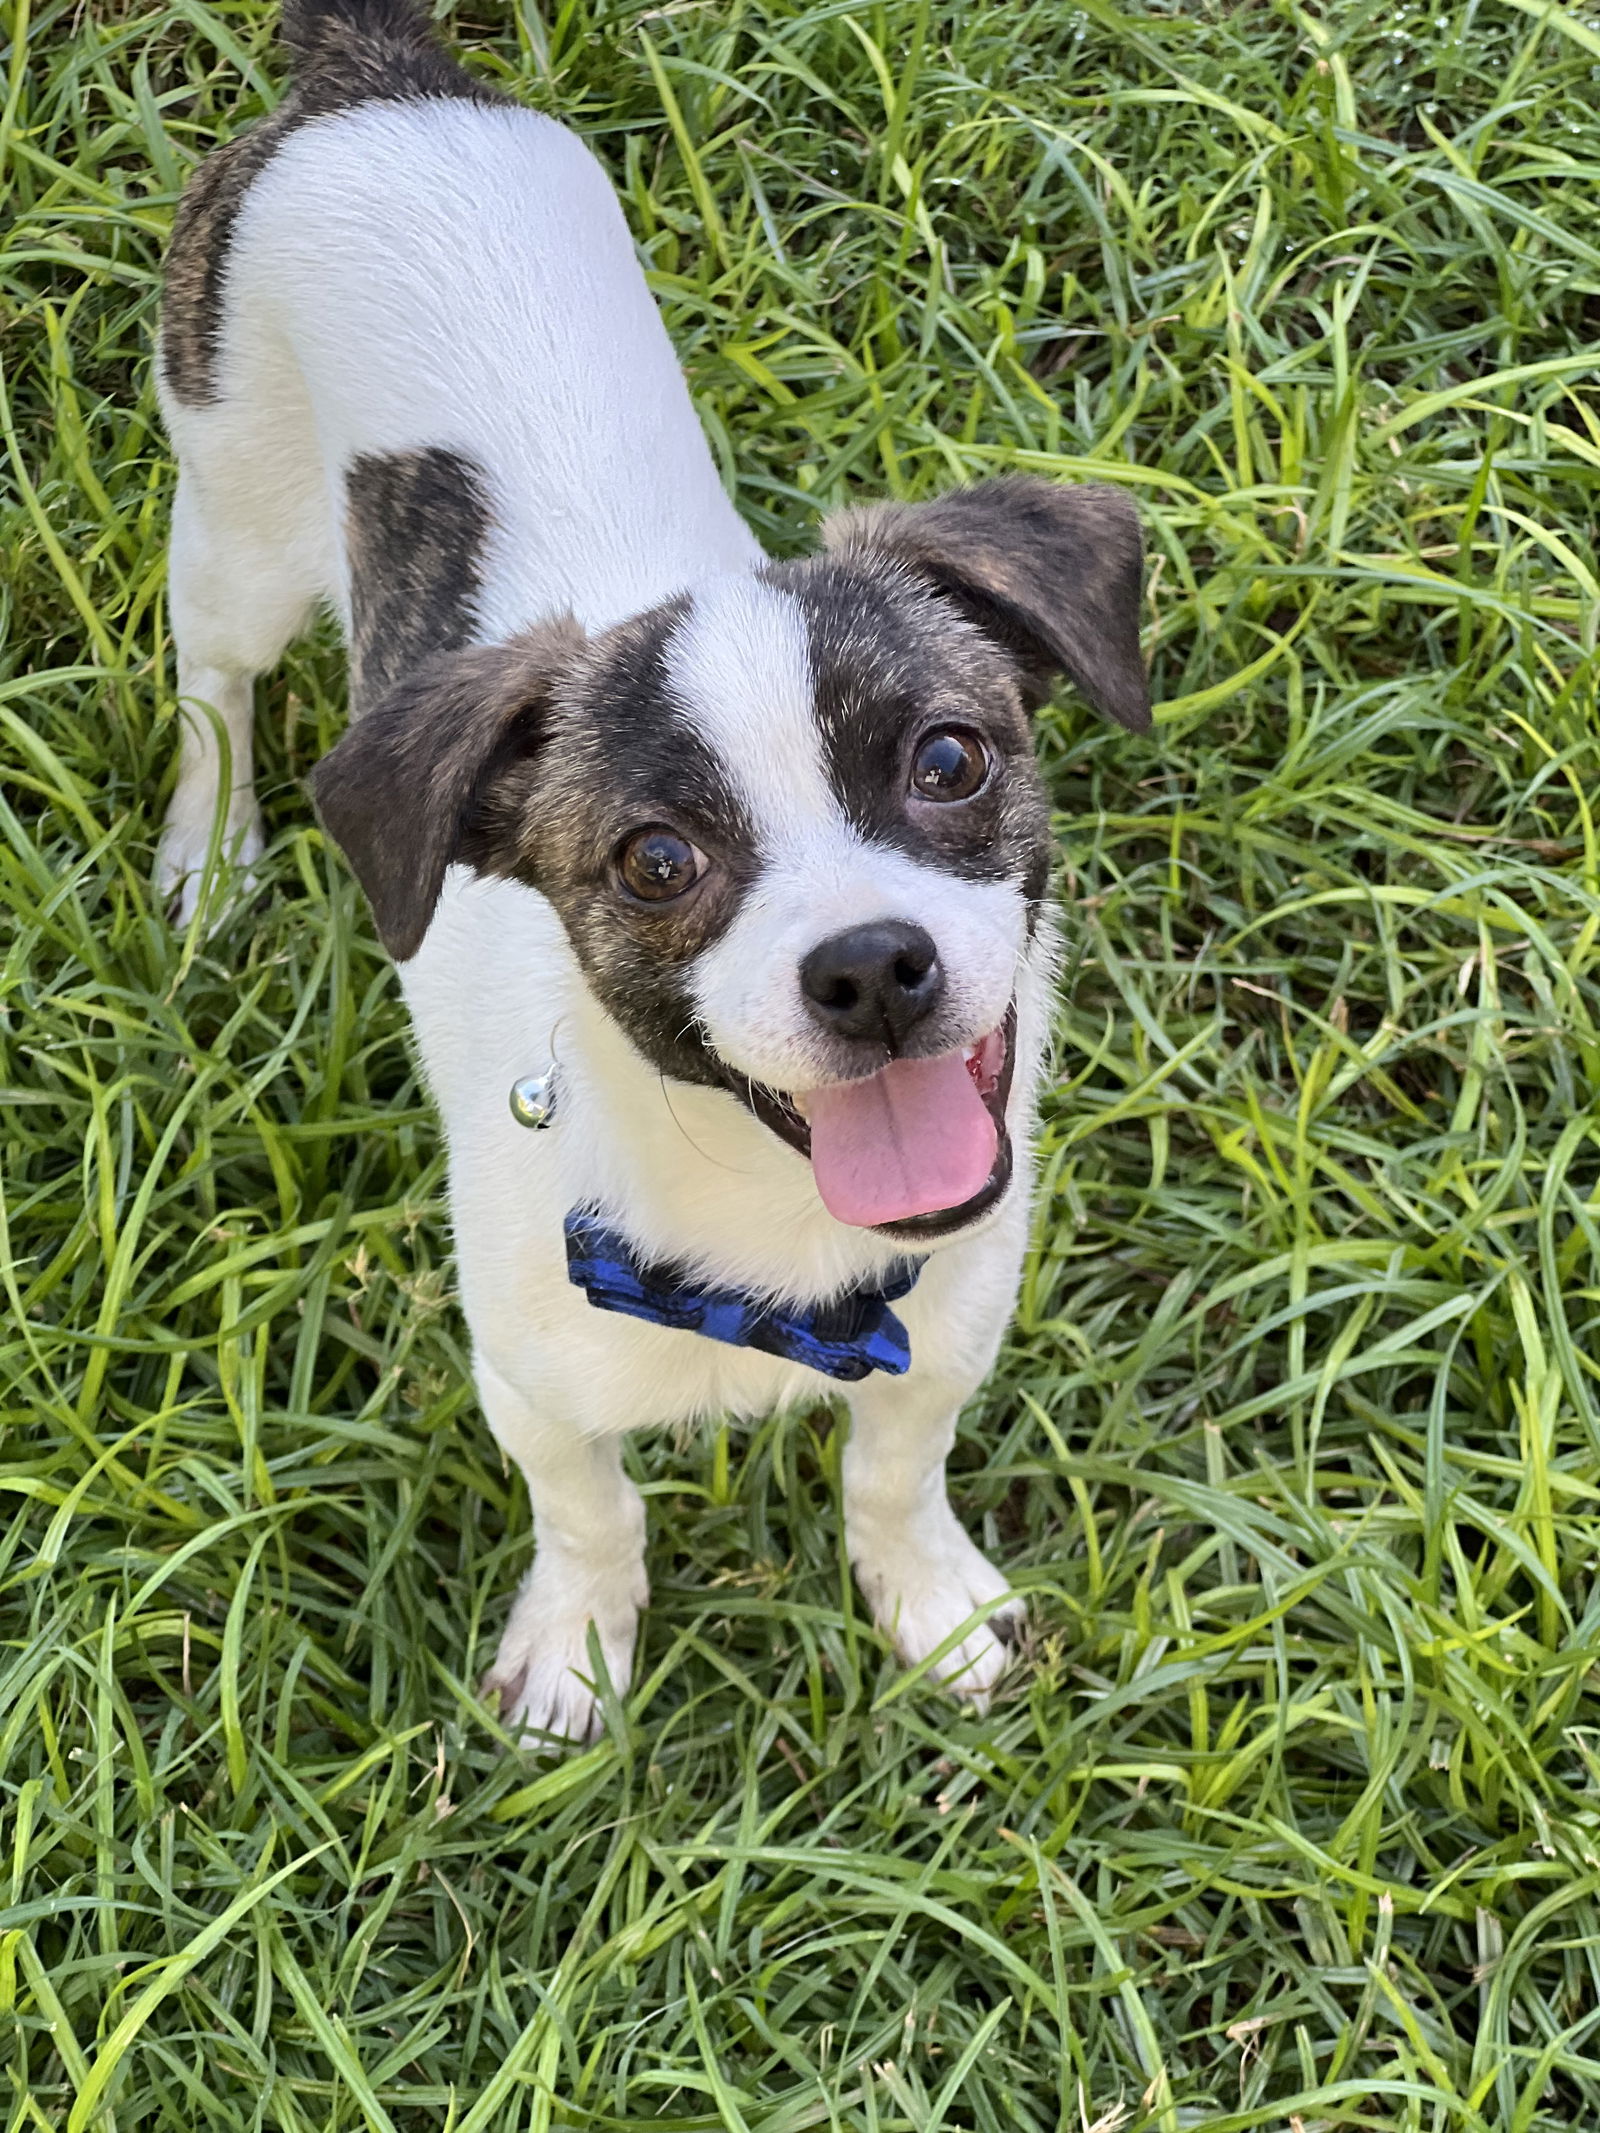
(509, 1068, 558, 1130)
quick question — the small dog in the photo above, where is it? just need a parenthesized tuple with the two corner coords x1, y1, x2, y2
(157, 0, 1151, 1740)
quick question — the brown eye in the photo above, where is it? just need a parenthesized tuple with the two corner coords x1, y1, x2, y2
(910, 727, 991, 803)
(616, 826, 705, 902)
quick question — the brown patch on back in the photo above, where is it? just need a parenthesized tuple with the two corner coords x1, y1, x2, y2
(162, 119, 305, 406)
(160, 0, 509, 407)
(346, 447, 494, 714)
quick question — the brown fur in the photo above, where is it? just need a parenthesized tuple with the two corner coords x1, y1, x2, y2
(162, 120, 308, 406)
(822, 474, 1152, 733)
(160, 0, 504, 406)
(346, 448, 494, 714)
(773, 556, 1051, 917)
(310, 619, 586, 961)
(478, 609, 761, 1089)
(312, 596, 762, 1088)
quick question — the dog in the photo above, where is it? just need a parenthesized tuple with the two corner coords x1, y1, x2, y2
(156, 0, 1151, 1741)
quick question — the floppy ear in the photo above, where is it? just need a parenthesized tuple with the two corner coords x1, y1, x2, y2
(822, 473, 1151, 733)
(311, 616, 585, 960)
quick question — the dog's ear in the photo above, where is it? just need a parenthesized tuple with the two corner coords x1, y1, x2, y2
(311, 617, 585, 960)
(822, 474, 1151, 733)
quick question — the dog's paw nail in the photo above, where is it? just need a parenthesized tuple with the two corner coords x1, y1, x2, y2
(479, 1663, 523, 1706)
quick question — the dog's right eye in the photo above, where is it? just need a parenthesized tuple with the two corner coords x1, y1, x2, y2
(616, 827, 704, 902)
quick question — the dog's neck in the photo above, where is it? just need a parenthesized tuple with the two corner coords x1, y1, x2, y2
(554, 975, 918, 1302)
(472, 459, 765, 647)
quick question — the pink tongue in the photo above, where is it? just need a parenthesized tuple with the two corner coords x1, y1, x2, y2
(806, 1051, 998, 1228)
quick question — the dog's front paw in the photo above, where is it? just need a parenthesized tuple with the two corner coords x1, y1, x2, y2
(483, 1561, 646, 1747)
(852, 1519, 1024, 1708)
(156, 798, 265, 923)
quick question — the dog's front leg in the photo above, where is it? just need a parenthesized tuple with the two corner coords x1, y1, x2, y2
(477, 1357, 648, 1745)
(842, 1373, 1024, 1707)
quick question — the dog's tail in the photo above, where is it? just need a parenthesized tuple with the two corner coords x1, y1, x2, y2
(280, 0, 431, 68)
(279, 0, 501, 103)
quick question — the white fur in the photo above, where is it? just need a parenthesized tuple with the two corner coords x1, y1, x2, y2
(663, 576, 827, 827)
(159, 90, 1050, 1742)
(667, 578, 1026, 1096)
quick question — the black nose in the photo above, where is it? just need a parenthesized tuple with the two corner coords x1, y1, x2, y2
(799, 921, 944, 1049)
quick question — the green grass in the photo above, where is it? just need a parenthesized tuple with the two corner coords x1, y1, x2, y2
(5, 0, 1600, 2124)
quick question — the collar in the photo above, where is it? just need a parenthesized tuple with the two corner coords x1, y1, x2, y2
(563, 1209, 923, 1382)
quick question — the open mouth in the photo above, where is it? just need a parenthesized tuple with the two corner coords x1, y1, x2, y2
(737, 1005, 1016, 1242)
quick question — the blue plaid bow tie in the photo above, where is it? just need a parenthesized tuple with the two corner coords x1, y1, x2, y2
(563, 1210, 923, 1381)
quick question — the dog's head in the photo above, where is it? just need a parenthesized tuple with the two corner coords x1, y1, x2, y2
(314, 475, 1150, 1240)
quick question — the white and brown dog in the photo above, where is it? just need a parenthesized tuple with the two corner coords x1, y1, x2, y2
(157, 0, 1151, 1741)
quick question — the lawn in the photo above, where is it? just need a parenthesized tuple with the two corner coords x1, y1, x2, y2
(5, 0, 1600, 2125)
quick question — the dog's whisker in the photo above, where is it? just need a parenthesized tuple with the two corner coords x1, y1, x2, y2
(656, 1073, 754, 1175)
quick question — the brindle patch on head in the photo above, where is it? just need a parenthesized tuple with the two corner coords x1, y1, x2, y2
(822, 473, 1151, 734)
(771, 554, 1055, 913)
(161, 0, 507, 407)
(346, 448, 493, 715)
(474, 604, 763, 1090)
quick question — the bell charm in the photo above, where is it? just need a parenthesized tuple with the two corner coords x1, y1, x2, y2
(509, 1068, 558, 1130)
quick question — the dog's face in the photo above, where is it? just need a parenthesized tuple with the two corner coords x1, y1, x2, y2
(315, 476, 1151, 1240)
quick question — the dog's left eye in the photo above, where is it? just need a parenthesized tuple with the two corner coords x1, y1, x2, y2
(910, 727, 991, 803)
(616, 827, 705, 902)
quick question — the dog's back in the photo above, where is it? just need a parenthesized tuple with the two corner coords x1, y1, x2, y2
(160, 0, 503, 411)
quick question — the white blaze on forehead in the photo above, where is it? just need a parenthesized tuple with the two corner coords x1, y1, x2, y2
(664, 576, 839, 837)
(669, 571, 1027, 1099)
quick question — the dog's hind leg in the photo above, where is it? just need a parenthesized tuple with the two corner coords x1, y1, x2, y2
(157, 425, 327, 922)
(476, 1358, 649, 1746)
